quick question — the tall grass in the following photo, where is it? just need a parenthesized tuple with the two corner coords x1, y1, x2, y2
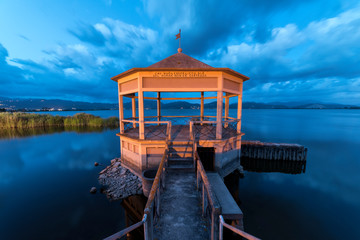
(0, 112, 119, 129)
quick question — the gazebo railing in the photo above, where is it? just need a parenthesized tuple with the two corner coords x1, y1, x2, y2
(121, 115, 241, 140)
(222, 119, 240, 138)
(123, 119, 139, 132)
(144, 121, 172, 140)
(122, 117, 172, 140)
(161, 115, 217, 125)
(190, 120, 217, 140)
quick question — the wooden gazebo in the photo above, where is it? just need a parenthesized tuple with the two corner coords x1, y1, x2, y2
(111, 48, 249, 176)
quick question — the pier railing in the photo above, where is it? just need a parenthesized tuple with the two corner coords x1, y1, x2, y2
(193, 128, 260, 240)
(195, 151, 222, 240)
(104, 136, 170, 240)
(142, 146, 168, 239)
(219, 215, 261, 240)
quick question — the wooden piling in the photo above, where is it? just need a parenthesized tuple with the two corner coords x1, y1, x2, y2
(241, 141, 307, 162)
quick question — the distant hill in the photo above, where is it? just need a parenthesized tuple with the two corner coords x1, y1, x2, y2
(234, 102, 289, 109)
(293, 103, 359, 109)
(0, 97, 359, 111)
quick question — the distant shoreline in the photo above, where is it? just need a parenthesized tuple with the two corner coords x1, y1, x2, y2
(1, 97, 359, 112)
(2, 107, 359, 113)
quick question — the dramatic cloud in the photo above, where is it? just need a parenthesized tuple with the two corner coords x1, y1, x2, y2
(142, 0, 308, 56)
(203, 5, 360, 103)
(1, 1, 360, 104)
(1, 19, 161, 102)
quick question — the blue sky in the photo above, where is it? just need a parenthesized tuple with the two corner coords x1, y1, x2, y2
(0, 0, 360, 104)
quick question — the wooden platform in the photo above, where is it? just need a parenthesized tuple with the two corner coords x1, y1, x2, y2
(207, 173, 243, 220)
(241, 140, 308, 161)
(154, 172, 209, 240)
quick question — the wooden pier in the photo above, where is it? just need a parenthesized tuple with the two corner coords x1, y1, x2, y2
(104, 140, 260, 240)
(241, 140, 308, 161)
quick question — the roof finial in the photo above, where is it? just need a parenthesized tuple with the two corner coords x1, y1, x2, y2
(175, 29, 182, 53)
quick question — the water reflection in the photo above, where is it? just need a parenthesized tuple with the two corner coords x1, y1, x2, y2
(0, 109, 359, 239)
(232, 172, 360, 240)
(0, 129, 123, 240)
(121, 195, 147, 239)
(0, 126, 117, 139)
(0, 142, 24, 184)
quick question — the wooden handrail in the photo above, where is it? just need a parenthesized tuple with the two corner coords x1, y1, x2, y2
(144, 120, 171, 125)
(195, 152, 221, 212)
(103, 214, 147, 240)
(219, 215, 260, 240)
(144, 149, 167, 215)
(195, 150, 221, 240)
(105, 125, 171, 240)
(191, 120, 217, 124)
(122, 119, 139, 123)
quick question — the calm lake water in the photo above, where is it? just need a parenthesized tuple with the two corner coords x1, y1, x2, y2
(1, 109, 359, 239)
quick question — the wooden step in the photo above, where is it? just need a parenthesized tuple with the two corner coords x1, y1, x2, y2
(168, 157, 194, 165)
(167, 164, 195, 172)
(169, 148, 192, 153)
(169, 144, 192, 149)
(168, 156, 193, 161)
(168, 151, 193, 158)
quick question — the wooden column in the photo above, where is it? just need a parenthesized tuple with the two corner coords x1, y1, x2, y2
(131, 96, 136, 128)
(157, 92, 161, 122)
(138, 76, 145, 139)
(224, 94, 229, 120)
(216, 91, 223, 140)
(237, 82, 243, 134)
(200, 92, 204, 121)
(118, 83, 124, 134)
(224, 94, 229, 128)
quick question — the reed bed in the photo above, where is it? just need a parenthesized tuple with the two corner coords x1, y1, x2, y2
(0, 112, 119, 129)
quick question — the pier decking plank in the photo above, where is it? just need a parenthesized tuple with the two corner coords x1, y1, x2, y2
(154, 172, 209, 240)
(207, 173, 243, 219)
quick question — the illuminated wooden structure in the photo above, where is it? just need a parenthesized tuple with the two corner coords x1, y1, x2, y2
(111, 48, 249, 176)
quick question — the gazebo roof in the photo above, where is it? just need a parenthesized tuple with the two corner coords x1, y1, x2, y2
(147, 52, 213, 69)
(111, 50, 249, 81)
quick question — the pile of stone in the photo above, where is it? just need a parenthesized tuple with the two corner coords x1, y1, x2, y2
(98, 158, 143, 200)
